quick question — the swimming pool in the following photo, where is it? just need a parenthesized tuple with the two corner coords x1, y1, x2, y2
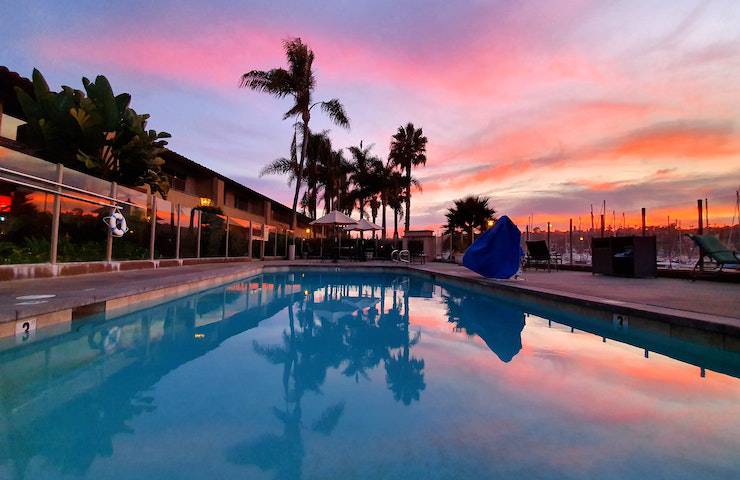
(0, 269, 738, 479)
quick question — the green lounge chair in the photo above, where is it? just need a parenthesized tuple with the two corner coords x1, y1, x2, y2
(685, 234, 739, 273)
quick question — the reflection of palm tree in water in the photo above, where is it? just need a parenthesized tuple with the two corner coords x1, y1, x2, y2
(228, 274, 426, 478)
(228, 293, 346, 480)
(384, 281, 426, 405)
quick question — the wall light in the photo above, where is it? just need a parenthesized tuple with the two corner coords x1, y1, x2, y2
(199, 197, 213, 207)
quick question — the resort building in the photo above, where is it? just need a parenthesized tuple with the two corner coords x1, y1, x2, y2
(0, 66, 311, 279)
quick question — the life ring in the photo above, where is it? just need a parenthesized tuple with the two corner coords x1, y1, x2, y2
(103, 208, 129, 237)
(103, 326, 122, 353)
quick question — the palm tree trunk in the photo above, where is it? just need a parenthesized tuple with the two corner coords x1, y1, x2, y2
(324, 186, 331, 213)
(393, 208, 399, 239)
(404, 164, 411, 234)
(291, 117, 310, 229)
(381, 200, 387, 240)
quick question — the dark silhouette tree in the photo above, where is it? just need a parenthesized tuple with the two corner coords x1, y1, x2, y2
(240, 38, 350, 228)
(445, 195, 496, 244)
(388, 123, 427, 234)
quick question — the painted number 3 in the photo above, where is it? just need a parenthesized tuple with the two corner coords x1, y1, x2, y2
(21, 322, 31, 341)
(16, 318, 35, 342)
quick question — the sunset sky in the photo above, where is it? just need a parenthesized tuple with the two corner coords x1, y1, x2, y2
(3, 0, 739, 230)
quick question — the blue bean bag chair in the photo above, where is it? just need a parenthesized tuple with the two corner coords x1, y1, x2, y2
(462, 215, 524, 279)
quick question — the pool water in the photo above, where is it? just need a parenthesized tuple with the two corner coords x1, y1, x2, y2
(0, 270, 738, 479)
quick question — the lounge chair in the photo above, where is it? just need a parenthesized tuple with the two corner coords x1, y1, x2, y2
(685, 234, 739, 273)
(524, 240, 561, 271)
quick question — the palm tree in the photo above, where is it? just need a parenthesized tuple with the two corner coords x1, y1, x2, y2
(304, 131, 332, 218)
(445, 195, 496, 245)
(240, 37, 350, 229)
(348, 141, 383, 221)
(388, 123, 428, 234)
(316, 144, 351, 214)
(385, 170, 406, 240)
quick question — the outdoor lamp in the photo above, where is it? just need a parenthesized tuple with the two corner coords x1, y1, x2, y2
(486, 219, 494, 227)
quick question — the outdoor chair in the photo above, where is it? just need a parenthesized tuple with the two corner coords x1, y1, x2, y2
(685, 234, 739, 274)
(524, 240, 562, 271)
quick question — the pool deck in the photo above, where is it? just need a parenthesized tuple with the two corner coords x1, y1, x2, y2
(0, 260, 737, 339)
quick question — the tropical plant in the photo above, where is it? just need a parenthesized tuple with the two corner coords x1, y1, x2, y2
(385, 170, 407, 240)
(348, 141, 383, 221)
(240, 37, 350, 228)
(445, 195, 496, 243)
(304, 130, 332, 218)
(15, 69, 171, 196)
(388, 122, 427, 234)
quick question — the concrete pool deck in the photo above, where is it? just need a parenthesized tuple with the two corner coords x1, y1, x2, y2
(0, 260, 737, 339)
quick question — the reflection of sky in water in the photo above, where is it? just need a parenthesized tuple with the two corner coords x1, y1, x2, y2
(0, 270, 737, 480)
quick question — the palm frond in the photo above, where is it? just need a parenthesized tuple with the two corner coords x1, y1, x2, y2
(239, 69, 293, 97)
(318, 99, 350, 129)
(259, 157, 296, 178)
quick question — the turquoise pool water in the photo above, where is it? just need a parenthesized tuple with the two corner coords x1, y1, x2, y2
(0, 269, 738, 479)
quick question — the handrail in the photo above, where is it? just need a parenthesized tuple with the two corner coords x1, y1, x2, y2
(0, 166, 142, 208)
(391, 249, 400, 262)
(0, 175, 127, 209)
(399, 249, 410, 263)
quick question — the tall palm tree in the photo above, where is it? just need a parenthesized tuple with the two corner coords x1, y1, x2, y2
(304, 130, 332, 218)
(348, 141, 383, 220)
(388, 123, 427, 234)
(316, 144, 351, 214)
(445, 195, 496, 244)
(240, 37, 350, 228)
(385, 170, 407, 240)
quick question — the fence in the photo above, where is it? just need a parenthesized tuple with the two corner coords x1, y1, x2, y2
(0, 146, 293, 265)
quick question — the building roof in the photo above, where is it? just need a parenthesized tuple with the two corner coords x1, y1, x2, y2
(160, 148, 310, 223)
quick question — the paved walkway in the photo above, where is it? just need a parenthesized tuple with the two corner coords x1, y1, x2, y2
(414, 263, 740, 319)
(0, 260, 737, 337)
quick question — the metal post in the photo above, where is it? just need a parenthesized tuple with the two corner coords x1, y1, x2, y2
(196, 209, 202, 258)
(569, 218, 573, 266)
(149, 195, 157, 261)
(106, 182, 117, 262)
(225, 216, 230, 258)
(600, 214, 605, 238)
(641, 207, 646, 236)
(49, 164, 64, 264)
(248, 221, 253, 258)
(175, 204, 181, 259)
(697, 199, 703, 271)
(705, 198, 709, 230)
(547, 222, 551, 249)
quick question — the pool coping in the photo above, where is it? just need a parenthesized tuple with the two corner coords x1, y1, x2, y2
(1, 261, 738, 340)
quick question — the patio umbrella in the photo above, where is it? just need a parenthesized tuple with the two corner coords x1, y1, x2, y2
(344, 218, 382, 235)
(345, 218, 383, 258)
(310, 210, 358, 259)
